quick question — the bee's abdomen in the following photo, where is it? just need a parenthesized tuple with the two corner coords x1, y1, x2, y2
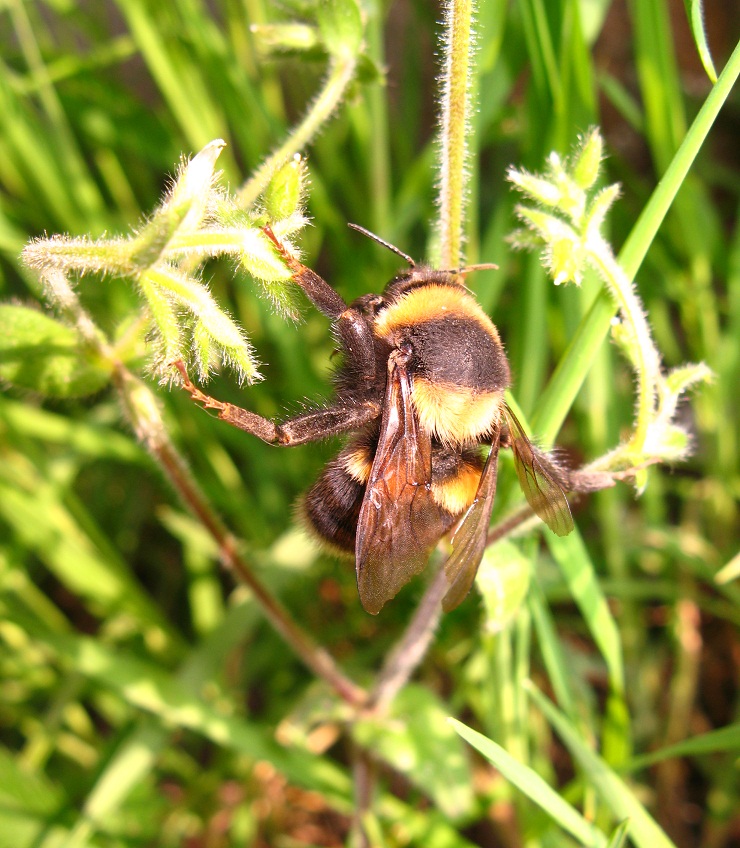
(430, 448, 485, 515)
(300, 450, 367, 554)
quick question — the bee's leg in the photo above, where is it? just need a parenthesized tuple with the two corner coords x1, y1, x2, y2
(174, 361, 380, 446)
(263, 227, 377, 383)
(566, 461, 659, 493)
(334, 308, 377, 384)
(500, 424, 650, 494)
(264, 226, 348, 319)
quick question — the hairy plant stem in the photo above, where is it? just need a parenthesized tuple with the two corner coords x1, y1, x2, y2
(361, 0, 481, 721)
(237, 54, 357, 210)
(357, 0, 480, 727)
(533, 40, 740, 444)
(587, 235, 661, 452)
(41, 269, 367, 708)
(367, 566, 448, 712)
(436, 0, 476, 268)
(364, 448, 634, 716)
(117, 369, 367, 707)
(350, 744, 375, 848)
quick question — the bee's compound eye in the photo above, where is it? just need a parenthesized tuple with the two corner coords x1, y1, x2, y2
(398, 341, 414, 356)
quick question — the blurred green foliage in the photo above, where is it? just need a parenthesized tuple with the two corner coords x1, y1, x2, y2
(0, 1, 738, 846)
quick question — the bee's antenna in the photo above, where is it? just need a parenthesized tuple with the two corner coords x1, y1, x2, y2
(456, 263, 499, 274)
(348, 223, 415, 267)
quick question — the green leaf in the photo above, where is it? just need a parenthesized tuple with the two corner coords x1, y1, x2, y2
(138, 273, 185, 365)
(526, 684, 679, 848)
(0, 399, 144, 463)
(317, 0, 364, 59)
(571, 127, 603, 190)
(142, 266, 260, 383)
(239, 228, 295, 283)
(665, 361, 713, 395)
(476, 541, 531, 633)
(527, 582, 577, 718)
(131, 139, 226, 268)
(715, 552, 740, 585)
(626, 722, 740, 770)
(250, 22, 320, 54)
(0, 746, 61, 817)
(450, 719, 608, 847)
(546, 529, 624, 691)
(353, 685, 473, 819)
(77, 596, 266, 827)
(0, 745, 63, 848)
(0, 305, 113, 397)
(263, 154, 308, 222)
(683, 0, 718, 83)
(0, 453, 176, 642)
(40, 631, 353, 806)
(606, 820, 631, 848)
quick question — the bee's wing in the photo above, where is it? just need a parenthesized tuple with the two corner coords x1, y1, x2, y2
(504, 403, 574, 537)
(356, 351, 449, 614)
(441, 438, 501, 612)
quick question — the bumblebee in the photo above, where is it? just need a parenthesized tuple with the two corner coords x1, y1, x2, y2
(176, 227, 575, 614)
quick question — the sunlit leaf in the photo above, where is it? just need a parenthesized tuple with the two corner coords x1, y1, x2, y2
(0, 305, 112, 397)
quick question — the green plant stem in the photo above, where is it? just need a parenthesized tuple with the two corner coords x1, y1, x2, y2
(23, 237, 135, 276)
(41, 269, 111, 353)
(620, 39, 740, 281)
(533, 37, 740, 444)
(237, 54, 357, 210)
(437, 0, 475, 268)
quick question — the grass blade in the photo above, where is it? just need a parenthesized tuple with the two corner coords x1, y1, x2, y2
(526, 682, 679, 848)
(450, 718, 608, 848)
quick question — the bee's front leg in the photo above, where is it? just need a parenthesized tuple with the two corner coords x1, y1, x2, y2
(263, 227, 377, 384)
(173, 361, 380, 446)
